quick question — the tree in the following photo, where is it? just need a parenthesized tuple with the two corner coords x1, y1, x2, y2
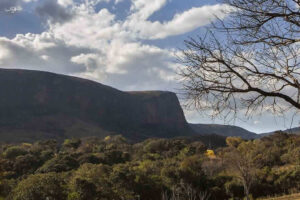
(9, 173, 67, 200)
(13, 154, 40, 176)
(68, 178, 97, 200)
(3, 146, 28, 160)
(180, 0, 300, 118)
(63, 138, 81, 150)
(226, 137, 243, 148)
(162, 181, 211, 200)
(70, 163, 112, 199)
(224, 141, 257, 200)
(36, 154, 79, 173)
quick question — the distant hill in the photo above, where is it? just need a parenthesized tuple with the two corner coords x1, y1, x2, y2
(1, 69, 286, 143)
(0, 69, 193, 143)
(260, 127, 300, 137)
(190, 123, 259, 139)
(286, 127, 300, 134)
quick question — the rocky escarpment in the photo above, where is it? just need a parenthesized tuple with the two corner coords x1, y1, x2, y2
(130, 91, 187, 131)
(0, 69, 192, 143)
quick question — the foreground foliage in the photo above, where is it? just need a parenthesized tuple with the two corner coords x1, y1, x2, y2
(1, 133, 300, 199)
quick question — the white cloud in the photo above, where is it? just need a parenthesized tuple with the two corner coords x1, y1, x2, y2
(115, 0, 124, 4)
(50, 7, 121, 48)
(0, 33, 91, 74)
(126, 4, 229, 39)
(71, 53, 99, 71)
(0, 0, 229, 91)
(0, 0, 20, 13)
(130, 0, 168, 20)
(57, 0, 73, 7)
(0, 0, 36, 13)
(70, 40, 179, 90)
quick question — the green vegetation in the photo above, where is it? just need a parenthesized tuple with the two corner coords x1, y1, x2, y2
(1, 133, 300, 199)
(259, 193, 300, 200)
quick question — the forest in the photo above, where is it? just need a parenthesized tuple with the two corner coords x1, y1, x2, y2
(1, 132, 300, 200)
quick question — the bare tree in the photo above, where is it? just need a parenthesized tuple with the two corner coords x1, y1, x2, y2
(180, 0, 300, 119)
(161, 181, 210, 200)
(224, 141, 257, 200)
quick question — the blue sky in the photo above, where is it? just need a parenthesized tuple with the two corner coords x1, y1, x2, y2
(0, 10, 41, 38)
(0, 0, 298, 133)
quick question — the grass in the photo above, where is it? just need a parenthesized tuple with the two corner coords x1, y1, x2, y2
(259, 193, 300, 200)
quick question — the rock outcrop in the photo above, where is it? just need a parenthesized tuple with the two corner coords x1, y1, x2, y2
(0, 69, 192, 143)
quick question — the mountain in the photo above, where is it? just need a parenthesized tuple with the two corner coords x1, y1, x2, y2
(189, 123, 259, 139)
(260, 126, 300, 137)
(0, 69, 193, 143)
(285, 127, 300, 134)
(0, 69, 279, 143)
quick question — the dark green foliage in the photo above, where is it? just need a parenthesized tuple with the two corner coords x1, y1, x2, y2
(63, 138, 82, 150)
(224, 180, 244, 198)
(0, 179, 15, 198)
(69, 178, 97, 200)
(37, 154, 79, 173)
(1, 133, 300, 199)
(102, 150, 130, 165)
(13, 154, 40, 175)
(8, 173, 67, 200)
(3, 146, 28, 159)
(78, 153, 101, 165)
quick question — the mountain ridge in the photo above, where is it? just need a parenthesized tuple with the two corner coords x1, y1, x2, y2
(0, 69, 192, 143)
(259, 126, 300, 137)
(0, 68, 295, 143)
(189, 123, 259, 139)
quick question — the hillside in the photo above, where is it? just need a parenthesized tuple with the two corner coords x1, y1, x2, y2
(1, 132, 300, 199)
(260, 127, 300, 137)
(0, 69, 192, 143)
(190, 123, 259, 139)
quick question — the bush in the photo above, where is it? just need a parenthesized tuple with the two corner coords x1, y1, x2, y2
(9, 173, 67, 200)
(37, 154, 79, 173)
(3, 147, 27, 160)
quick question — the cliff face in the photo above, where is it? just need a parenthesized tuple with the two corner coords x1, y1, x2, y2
(130, 91, 186, 126)
(0, 69, 191, 143)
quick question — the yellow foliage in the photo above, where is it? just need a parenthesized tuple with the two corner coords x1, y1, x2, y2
(104, 136, 111, 141)
(205, 150, 216, 159)
(21, 143, 32, 148)
(226, 137, 243, 148)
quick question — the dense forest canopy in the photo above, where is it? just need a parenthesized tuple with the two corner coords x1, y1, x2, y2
(1, 133, 300, 200)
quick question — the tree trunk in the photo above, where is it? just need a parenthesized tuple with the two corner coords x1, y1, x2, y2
(244, 185, 250, 200)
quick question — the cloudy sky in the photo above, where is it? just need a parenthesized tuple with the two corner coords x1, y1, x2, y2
(0, 0, 298, 133)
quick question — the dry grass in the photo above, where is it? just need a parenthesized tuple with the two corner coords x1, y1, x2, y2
(259, 193, 300, 200)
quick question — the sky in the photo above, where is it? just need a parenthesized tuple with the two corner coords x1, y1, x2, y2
(0, 0, 298, 133)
